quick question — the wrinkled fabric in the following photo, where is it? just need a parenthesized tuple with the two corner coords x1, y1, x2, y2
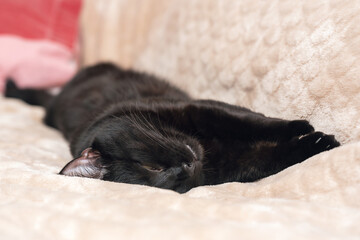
(0, 98, 359, 240)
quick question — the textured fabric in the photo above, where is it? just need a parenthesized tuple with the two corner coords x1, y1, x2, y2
(0, 98, 359, 239)
(82, 0, 360, 144)
(1, 0, 360, 239)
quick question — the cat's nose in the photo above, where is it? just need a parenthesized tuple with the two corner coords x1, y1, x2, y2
(182, 162, 195, 176)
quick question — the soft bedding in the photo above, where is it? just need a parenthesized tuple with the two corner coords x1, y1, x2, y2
(1, 0, 360, 239)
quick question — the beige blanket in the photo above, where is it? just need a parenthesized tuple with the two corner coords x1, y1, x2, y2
(1, 0, 360, 239)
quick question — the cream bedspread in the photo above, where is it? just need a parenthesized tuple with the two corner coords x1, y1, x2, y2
(1, 0, 360, 239)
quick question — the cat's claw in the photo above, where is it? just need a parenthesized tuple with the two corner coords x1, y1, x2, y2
(288, 120, 315, 139)
(290, 131, 340, 160)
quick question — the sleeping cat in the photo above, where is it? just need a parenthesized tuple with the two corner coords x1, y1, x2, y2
(5, 63, 340, 193)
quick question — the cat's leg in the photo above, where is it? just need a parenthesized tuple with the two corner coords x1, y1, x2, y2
(180, 100, 314, 141)
(235, 132, 340, 182)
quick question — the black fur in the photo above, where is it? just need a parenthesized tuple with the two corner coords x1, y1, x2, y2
(5, 63, 340, 193)
(5, 79, 52, 107)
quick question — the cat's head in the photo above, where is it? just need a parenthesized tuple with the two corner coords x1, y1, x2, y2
(60, 114, 204, 193)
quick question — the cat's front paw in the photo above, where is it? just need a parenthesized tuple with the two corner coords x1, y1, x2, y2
(290, 131, 340, 160)
(288, 120, 315, 138)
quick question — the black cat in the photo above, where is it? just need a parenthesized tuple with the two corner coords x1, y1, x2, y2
(5, 63, 340, 193)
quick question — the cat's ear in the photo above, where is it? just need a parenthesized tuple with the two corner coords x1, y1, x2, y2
(59, 148, 106, 179)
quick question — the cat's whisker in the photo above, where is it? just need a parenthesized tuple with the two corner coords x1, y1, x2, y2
(127, 112, 194, 159)
(136, 112, 195, 158)
(127, 114, 171, 151)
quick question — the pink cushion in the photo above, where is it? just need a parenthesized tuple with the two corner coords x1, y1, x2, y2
(0, 35, 76, 92)
(0, 0, 81, 91)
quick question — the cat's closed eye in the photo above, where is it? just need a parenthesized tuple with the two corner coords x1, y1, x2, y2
(141, 164, 164, 172)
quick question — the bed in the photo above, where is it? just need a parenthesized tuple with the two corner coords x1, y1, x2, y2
(1, 0, 360, 239)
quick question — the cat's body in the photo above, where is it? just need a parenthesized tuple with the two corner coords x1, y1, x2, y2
(5, 63, 340, 193)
